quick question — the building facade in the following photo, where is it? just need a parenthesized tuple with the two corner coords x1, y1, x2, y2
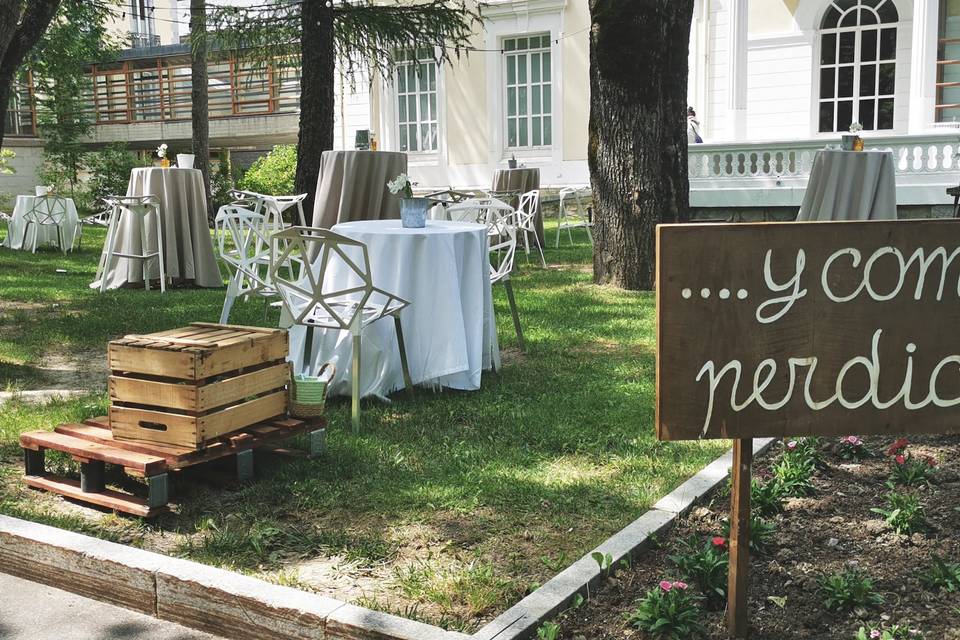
(2, 0, 958, 213)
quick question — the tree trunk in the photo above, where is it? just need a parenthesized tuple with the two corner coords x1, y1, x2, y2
(588, 0, 693, 291)
(190, 0, 213, 221)
(0, 0, 61, 149)
(295, 0, 335, 219)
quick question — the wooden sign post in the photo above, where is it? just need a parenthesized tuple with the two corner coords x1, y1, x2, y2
(656, 220, 960, 638)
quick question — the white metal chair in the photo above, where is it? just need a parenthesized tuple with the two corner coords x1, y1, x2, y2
(94, 195, 165, 293)
(269, 226, 413, 433)
(481, 206, 526, 352)
(22, 195, 71, 254)
(0, 211, 10, 244)
(557, 187, 593, 247)
(73, 207, 112, 250)
(215, 205, 302, 323)
(516, 190, 545, 267)
(446, 197, 513, 224)
(229, 189, 308, 232)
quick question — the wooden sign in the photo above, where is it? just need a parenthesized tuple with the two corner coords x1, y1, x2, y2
(657, 219, 960, 442)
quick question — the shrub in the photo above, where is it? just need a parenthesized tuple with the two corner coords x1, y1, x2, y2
(870, 490, 926, 535)
(668, 536, 728, 605)
(625, 580, 704, 640)
(782, 436, 824, 467)
(772, 454, 815, 497)
(86, 143, 150, 208)
(210, 149, 236, 212)
(751, 478, 785, 517)
(819, 568, 884, 612)
(918, 556, 960, 592)
(722, 515, 777, 553)
(0, 148, 15, 174)
(837, 435, 870, 461)
(238, 144, 297, 195)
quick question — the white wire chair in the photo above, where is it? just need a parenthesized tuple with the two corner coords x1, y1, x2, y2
(93, 195, 165, 293)
(446, 197, 513, 224)
(557, 187, 593, 248)
(215, 205, 303, 324)
(22, 195, 71, 254)
(0, 210, 10, 244)
(516, 189, 545, 267)
(72, 207, 112, 250)
(481, 206, 526, 352)
(229, 189, 308, 232)
(269, 226, 413, 433)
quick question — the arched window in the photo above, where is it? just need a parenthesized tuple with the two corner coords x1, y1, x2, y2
(818, 0, 898, 133)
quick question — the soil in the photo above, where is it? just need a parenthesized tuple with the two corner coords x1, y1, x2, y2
(554, 434, 960, 640)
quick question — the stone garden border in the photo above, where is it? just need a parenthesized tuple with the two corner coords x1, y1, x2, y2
(0, 438, 774, 640)
(471, 438, 776, 640)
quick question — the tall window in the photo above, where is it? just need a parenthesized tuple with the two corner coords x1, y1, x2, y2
(818, 0, 898, 133)
(395, 48, 438, 153)
(129, 0, 157, 48)
(504, 34, 552, 149)
(937, 0, 960, 122)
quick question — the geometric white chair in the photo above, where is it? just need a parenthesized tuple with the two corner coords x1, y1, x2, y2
(447, 197, 514, 224)
(516, 189, 545, 267)
(557, 187, 593, 248)
(23, 195, 71, 254)
(269, 226, 413, 433)
(228, 189, 308, 232)
(94, 195, 165, 293)
(214, 205, 299, 323)
(73, 207, 112, 250)
(481, 206, 525, 351)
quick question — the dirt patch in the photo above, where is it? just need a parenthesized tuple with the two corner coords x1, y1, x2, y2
(555, 434, 960, 640)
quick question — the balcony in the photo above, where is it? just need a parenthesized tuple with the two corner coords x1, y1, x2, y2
(129, 33, 162, 49)
(688, 132, 960, 209)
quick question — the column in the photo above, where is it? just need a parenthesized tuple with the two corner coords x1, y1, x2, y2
(728, 0, 749, 141)
(907, 0, 939, 133)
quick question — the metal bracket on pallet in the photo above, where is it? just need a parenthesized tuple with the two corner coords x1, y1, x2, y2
(308, 429, 326, 458)
(146, 474, 169, 509)
(80, 461, 106, 493)
(236, 449, 254, 482)
(24, 449, 45, 476)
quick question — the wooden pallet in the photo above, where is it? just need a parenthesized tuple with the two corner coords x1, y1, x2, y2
(20, 415, 326, 518)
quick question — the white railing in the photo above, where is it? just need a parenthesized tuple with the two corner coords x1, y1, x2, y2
(688, 133, 960, 207)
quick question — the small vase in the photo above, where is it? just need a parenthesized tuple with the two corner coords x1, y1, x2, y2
(852, 136, 864, 152)
(160, 158, 171, 168)
(399, 197, 429, 228)
(840, 134, 857, 151)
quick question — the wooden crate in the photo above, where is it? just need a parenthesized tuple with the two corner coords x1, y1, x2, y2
(108, 323, 289, 448)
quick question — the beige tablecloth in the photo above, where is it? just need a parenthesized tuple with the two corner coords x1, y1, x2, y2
(492, 167, 543, 243)
(3, 196, 79, 251)
(797, 149, 897, 221)
(93, 167, 221, 290)
(311, 150, 408, 229)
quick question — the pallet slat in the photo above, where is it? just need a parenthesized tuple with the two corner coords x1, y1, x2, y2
(19, 431, 168, 475)
(24, 475, 160, 518)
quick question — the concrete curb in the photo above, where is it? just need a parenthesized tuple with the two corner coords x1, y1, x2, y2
(471, 438, 777, 640)
(0, 515, 468, 640)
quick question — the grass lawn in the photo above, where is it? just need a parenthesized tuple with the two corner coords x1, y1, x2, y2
(0, 221, 728, 632)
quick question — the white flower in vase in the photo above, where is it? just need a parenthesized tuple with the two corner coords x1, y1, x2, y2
(387, 173, 414, 199)
(156, 143, 168, 159)
(848, 123, 863, 134)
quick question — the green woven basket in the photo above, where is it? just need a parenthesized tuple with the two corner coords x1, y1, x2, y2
(288, 362, 335, 419)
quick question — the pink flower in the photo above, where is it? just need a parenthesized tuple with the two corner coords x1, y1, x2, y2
(887, 438, 909, 456)
(895, 454, 905, 465)
(673, 581, 688, 590)
(659, 580, 673, 592)
(712, 536, 727, 549)
(786, 440, 798, 450)
(925, 456, 937, 468)
(870, 631, 881, 639)
(843, 435, 861, 446)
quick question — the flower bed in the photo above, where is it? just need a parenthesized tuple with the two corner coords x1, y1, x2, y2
(552, 434, 960, 639)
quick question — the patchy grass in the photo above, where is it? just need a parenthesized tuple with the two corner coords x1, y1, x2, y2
(0, 221, 729, 631)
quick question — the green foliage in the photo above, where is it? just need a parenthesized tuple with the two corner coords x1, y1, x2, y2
(782, 436, 824, 467)
(211, 150, 237, 212)
(870, 490, 927, 535)
(536, 621, 560, 640)
(625, 581, 704, 640)
(836, 436, 870, 461)
(667, 536, 728, 605)
(85, 144, 150, 208)
(889, 455, 936, 487)
(591, 551, 613, 573)
(919, 556, 960, 592)
(771, 454, 815, 498)
(0, 149, 15, 175)
(819, 568, 884, 612)
(722, 515, 777, 553)
(238, 145, 297, 196)
(751, 478, 785, 517)
(855, 623, 923, 639)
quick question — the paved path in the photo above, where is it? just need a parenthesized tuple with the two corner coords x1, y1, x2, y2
(0, 572, 222, 639)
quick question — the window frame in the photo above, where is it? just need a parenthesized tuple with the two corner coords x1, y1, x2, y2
(502, 33, 554, 151)
(393, 48, 440, 155)
(815, 0, 899, 134)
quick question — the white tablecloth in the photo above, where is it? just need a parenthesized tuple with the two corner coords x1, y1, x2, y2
(285, 219, 500, 399)
(2, 196, 79, 250)
(797, 149, 897, 221)
(93, 167, 221, 289)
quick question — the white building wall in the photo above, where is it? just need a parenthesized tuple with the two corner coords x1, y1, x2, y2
(745, 37, 812, 140)
(705, 0, 730, 141)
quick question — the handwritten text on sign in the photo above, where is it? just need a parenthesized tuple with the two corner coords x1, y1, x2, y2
(655, 220, 960, 441)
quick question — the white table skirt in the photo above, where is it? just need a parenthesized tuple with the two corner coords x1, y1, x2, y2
(797, 149, 897, 221)
(284, 219, 500, 399)
(3, 196, 79, 250)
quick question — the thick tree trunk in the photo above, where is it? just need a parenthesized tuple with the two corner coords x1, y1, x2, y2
(588, 0, 694, 291)
(0, 0, 61, 149)
(190, 0, 213, 221)
(295, 0, 335, 218)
